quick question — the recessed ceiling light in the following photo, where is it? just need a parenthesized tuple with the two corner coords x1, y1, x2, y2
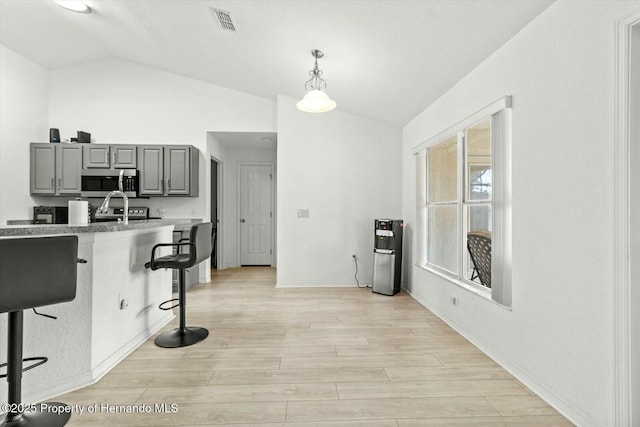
(54, 0, 91, 14)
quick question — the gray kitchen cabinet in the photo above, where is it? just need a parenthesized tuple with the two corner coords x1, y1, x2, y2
(138, 146, 164, 196)
(83, 144, 110, 168)
(165, 146, 196, 196)
(30, 143, 82, 196)
(56, 144, 83, 194)
(30, 144, 56, 194)
(112, 145, 137, 168)
(138, 145, 198, 197)
(83, 144, 137, 169)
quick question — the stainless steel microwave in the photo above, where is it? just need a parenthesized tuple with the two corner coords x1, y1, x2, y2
(80, 169, 138, 198)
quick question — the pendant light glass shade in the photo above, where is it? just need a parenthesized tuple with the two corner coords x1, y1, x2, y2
(54, 0, 91, 13)
(296, 89, 337, 113)
(297, 49, 336, 113)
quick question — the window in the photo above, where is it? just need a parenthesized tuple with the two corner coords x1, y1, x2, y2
(414, 97, 511, 306)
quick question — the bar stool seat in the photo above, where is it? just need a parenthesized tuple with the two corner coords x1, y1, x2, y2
(0, 235, 83, 427)
(145, 222, 212, 348)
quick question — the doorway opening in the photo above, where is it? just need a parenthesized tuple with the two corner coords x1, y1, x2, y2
(210, 156, 222, 270)
(208, 131, 277, 269)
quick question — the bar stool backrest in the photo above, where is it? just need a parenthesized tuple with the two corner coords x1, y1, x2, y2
(189, 222, 212, 267)
(0, 235, 79, 313)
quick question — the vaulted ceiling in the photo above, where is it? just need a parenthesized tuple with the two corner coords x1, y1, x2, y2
(0, 0, 553, 126)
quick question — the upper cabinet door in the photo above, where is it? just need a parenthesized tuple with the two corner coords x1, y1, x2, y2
(164, 146, 191, 195)
(30, 143, 82, 196)
(30, 144, 56, 194)
(56, 145, 82, 195)
(138, 146, 164, 196)
(83, 145, 110, 168)
(112, 146, 137, 169)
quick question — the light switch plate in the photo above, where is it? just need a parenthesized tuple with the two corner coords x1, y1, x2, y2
(297, 209, 310, 218)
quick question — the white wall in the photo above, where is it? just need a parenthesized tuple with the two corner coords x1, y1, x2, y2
(0, 45, 49, 225)
(206, 133, 277, 269)
(402, 2, 640, 426)
(277, 95, 402, 287)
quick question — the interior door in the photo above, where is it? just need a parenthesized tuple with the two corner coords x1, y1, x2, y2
(240, 165, 272, 265)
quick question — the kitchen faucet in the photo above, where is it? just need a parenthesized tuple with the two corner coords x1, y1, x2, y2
(97, 170, 129, 224)
(97, 191, 129, 224)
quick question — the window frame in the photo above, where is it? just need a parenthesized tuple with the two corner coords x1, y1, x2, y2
(413, 96, 512, 307)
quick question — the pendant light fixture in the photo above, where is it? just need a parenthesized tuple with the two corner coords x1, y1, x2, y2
(54, 0, 91, 13)
(296, 49, 337, 113)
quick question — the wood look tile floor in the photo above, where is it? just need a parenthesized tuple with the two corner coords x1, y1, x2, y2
(59, 267, 573, 426)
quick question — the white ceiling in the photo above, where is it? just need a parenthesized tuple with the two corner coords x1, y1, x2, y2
(0, 0, 553, 126)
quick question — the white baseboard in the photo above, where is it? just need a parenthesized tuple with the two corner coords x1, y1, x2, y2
(276, 281, 371, 288)
(21, 312, 174, 405)
(404, 286, 596, 427)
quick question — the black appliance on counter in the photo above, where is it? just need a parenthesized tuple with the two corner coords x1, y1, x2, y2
(94, 207, 149, 222)
(372, 219, 403, 296)
(80, 169, 138, 198)
(33, 206, 68, 224)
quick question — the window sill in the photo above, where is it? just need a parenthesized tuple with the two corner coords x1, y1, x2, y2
(415, 263, 512, 311)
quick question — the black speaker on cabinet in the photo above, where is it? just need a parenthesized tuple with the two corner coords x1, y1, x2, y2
(49, 128, 60, 143)
(77, 131, 91, 143)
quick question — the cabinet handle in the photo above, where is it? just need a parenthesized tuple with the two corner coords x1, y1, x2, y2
(160, 180, 163, 194)
(58, 178, 61, 189)
(168, 179, 171, 191)
(51, 178, 54, 190)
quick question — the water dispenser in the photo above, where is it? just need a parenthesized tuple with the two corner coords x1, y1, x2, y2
(372, 219, 403, 296)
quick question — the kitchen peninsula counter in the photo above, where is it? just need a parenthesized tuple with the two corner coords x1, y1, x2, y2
(0, 219, 202, 405)
(0, 218, 201, 236)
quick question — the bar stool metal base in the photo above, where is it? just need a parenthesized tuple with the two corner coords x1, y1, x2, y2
(154, 327, 208, 348)
(1, 403, 70, 427)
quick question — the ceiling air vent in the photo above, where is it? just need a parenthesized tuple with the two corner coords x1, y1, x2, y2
(211, 8, 236, 32)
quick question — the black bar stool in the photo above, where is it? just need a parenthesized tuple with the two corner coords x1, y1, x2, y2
(145, 222, 212, 348)
(0, 235, 84, 427)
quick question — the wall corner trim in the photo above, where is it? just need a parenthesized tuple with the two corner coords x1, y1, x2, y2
(613, 7, 640, 427)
